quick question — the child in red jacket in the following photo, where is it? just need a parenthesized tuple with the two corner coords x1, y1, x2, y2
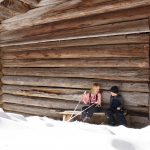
(81, 83, 102, 122)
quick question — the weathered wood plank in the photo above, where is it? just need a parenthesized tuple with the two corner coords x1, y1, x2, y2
(16, 19, 150, 43)
(0, 5, 20, 19)
(1, 0, 81, 29)
(2, 44, 149, 59)
(2, 76, 149, 92)
(1, 34, 149, 49)
(0, 0, 32, 13)
(37, 0, 111, 7)
(3, 93, 148, 113)
(19, 0, 40, 7)
(1, 86, 149, 107)
(2, 103, 62, 119)
(37, 0, 68, 7)
(2, 58, 148, 68)
(2, 68, 149, 82)
(2, 86, 84, 101)
(1, 18, 150, 44)
(2, 94, 84, 110)
(129, 115, 150, 128)
(1, 0, 150, 31)
(1, 5, 150, 44)
(3, 102, 148, 119)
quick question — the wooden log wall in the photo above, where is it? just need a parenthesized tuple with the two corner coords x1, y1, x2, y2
(0, 48, 2, 107)
(0, 1, 150, 124)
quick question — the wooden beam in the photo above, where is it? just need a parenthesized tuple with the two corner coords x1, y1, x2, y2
(0, 5, 20, 20)
(2, 58, 149, 68)
(2, 76, 149, 92)
(1, 0, 150, 31)
(37, 0, 111, 7)
(129, 116, 150, 128)
(3, 93, 148, 113)
(1, 86, 149, 107)
(11, 19, 149, 44)
(0, 0, 32, 13)
(19, 0, 40, 7)
(1, 18, 149, 44)
(2, 94, 84, 110)
(1, 6, 150, 44)
(148, 17, 150, 120)
(2, 68, 149, 82)
(37, 0, 68, 7)
(2, 44, 149, 59)
(3, 102, 148, 119)
(2, 103, 62, 119)
(1, 34, 149, 49)
(1, 0, 80, 30)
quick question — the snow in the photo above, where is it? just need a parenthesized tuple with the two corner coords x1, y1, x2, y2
(0, 108, 150, 150)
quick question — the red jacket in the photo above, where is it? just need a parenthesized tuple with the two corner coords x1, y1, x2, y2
(82, 92, 101, 105)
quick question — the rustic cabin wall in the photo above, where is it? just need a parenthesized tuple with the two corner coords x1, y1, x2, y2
(1, 34, 149, 117)
(0, 48, 2, 107)
(148, 17, 150, 120)
(0, 1, 150, 124)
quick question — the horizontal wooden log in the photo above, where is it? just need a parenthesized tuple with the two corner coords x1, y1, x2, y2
(2, 58, 149, 68)
(3, 103, 148, 119)
(37, 0, 68, 7)
(19, 0, 40, 7)
(1, 0, 81, 30)
(1, 5, 150, 45)
(0, 5, 20, 21)
(1, 85, 149, 107)
(2, 44, 149, 59)
(2, 103, 62, 119)
(17, 19, 150, 43)
(2, 94, 84, 110)
(2, 68, 149, 82)
(129, 115, 150, 127)
(1, 18, 150, 45)
(104, 92, 149, 107)
(1, 0, 150, 31)
(2, 93, 149, 113)
(37, 0, 110, 7)
(2, 86, 84, 101)
(2, 76, 149, 92)
(0, 0, 31, 13)
(1, 34, 149, 50)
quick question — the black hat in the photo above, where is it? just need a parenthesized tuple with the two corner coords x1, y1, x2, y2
(110, 86, 119, 94)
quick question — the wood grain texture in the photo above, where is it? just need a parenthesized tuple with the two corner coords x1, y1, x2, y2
(1, 18, 149, 44)
(2, 94, 84, 110)
(1, 85, 149, 106)
(2, 58, 148, 68)
(2, 76, 149, 92)
(2, 44, 149, 59)
(1, 0, 150, 31)
(2, 103, 62, 119)
(1, 34, 149, 49)
(2, 67, 149, 82)
(3, 95, 148, 113)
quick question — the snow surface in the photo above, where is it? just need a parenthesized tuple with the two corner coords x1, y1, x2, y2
(0, 108, 150, 150)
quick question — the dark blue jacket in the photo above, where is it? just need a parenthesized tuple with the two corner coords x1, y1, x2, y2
(110, 94, 124, 112)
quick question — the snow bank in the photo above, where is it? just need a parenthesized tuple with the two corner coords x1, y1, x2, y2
(0, 108, 149, 150)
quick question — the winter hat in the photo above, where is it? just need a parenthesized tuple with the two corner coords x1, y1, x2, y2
(110, 86, 119, 94)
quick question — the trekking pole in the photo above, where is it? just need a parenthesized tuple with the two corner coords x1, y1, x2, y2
(68, 91, 87, 121)
(67, 103, 95, 122)
(69, 98, 82, 120)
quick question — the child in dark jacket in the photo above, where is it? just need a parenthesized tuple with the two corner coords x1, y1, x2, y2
(106, 86, 127, 126)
